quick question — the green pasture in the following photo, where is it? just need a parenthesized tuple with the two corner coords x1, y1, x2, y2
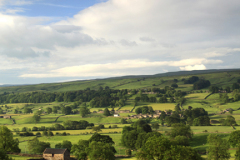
(0, 118, 13, 125)
(8, 154, 42, 160)
(185, 93, 210, 99)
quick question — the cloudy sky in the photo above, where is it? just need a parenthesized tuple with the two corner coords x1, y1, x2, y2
(0, 0, 240, 84)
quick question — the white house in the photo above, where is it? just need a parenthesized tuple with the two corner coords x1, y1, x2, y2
(114, 114, 120, 117)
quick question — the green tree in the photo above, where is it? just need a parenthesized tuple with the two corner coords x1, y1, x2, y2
(121, 118, 128, 124)
(87, 141, 115, 160)
(170, 123, 193, 139)
(173, 135, 190, 146)
(79, 106, 90, 117)
(61, 140, 72, 152)
(53, 106, 58, 114)
(152, 123, 160, 131)
(171, 83, 178, 88)
(28, 137, 50, 154)
(136, 135, 171, 160)
(46, 107, 52, 114)
(219, 93, 229, 104)
(135, 132, 162, 150)
(89, 133, 115, 145)
(121, 130, 138, 150)
(0, 149, 13, 160)
(228, 130, 240, 147)
(0, 126, 21, 153)
(71, 140, 89, 160)
(24, 107, 32, 114)
(163, 145, 203, 160)
(32, 114, 41, 123)
(103, 108, 111, 116)
(235, 145, 240, 160)
(92, 126, 102, 133)
(207, 134, 230, 160)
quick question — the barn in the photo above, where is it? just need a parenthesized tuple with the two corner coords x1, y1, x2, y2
(43, 148, 70, 160)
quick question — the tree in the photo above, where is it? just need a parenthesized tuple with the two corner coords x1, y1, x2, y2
(103, 108, 111, 116)
(55, 140, 72, 152)
(235, 145, 240, 160)
(228, 130, 240, 147)
(32, 114, 41, 123)
(71, 140, 89, 160)
(62, 106, 72, 115)
(135, 132, 162, 150)
(92, 126, 102, 133)
(80, 106, 90, 117)
(163, 145, 203, 160)
(171, 83, 178, 88)
(136, 135, 171, 160)
(170, 123, 193, 139)
(232, 83, 240, 90)
(160, 111, 166, 120)
(28, 137, 50, 154)
(121, 130, 138, 150)
(207, 134, 230, 160)
(89, 133, 115, 145)
(53, 106, 59, 114)
(173, 135, 190, 146)
(121, 118, 128, 124)
(220, 116, 237, 126)
(24, 107, 32, 114)
(87, 141, 115, 160)
(0, 126, 21, 153)
(219, 93, 229, 104)
(0, 149, 13, 160)
(46, 107, 52, 114)
(152, 123, 160, 131)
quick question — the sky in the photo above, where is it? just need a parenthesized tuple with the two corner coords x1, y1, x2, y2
(0, 0, 240, 84)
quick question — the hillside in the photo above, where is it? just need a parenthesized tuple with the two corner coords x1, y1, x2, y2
(0, 69, 240, 94)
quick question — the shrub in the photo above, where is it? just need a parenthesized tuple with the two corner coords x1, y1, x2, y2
(125, 149, 132, 156)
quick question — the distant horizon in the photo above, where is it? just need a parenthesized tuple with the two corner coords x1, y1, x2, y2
(1, 68, 239, 85)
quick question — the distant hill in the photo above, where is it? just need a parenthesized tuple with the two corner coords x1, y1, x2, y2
(0, 68, 239, 93)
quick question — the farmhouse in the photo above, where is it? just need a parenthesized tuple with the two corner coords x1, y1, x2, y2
(43, 148, 70, 160)
(3, 115, 11, 119)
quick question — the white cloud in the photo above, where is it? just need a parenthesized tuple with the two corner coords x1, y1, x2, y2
(20, 58, 222, 78)
(0, 0, 239, 83)
(179, 64, 207, 71)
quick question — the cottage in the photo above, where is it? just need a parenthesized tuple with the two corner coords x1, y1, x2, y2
(3, 116, 11, 119)
(43, 148, 70, 160)
(98, 111, 104, 114)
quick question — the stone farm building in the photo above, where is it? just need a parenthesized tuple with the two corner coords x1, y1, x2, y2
(43, 148, 70, 160)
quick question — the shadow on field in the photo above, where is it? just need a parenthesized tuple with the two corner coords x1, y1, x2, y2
(190, 133, 208, 151)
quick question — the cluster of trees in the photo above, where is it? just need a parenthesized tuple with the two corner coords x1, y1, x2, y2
(183, 76, 211, 90)
(62, 120, 94, 130)
(71, 133, 116, 160)
(184, 76, 199, 84)
(193, 79, 211, 90)
(121, 120, 202, 159)
(206, 130, 240, 160)
(160, 106, 210, 126)
(219, 115, 237, 126)
(135, 106, 154, 114)
(0, 88, 128, 108)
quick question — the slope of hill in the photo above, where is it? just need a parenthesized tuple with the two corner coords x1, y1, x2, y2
(0, 68, 239, 93)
